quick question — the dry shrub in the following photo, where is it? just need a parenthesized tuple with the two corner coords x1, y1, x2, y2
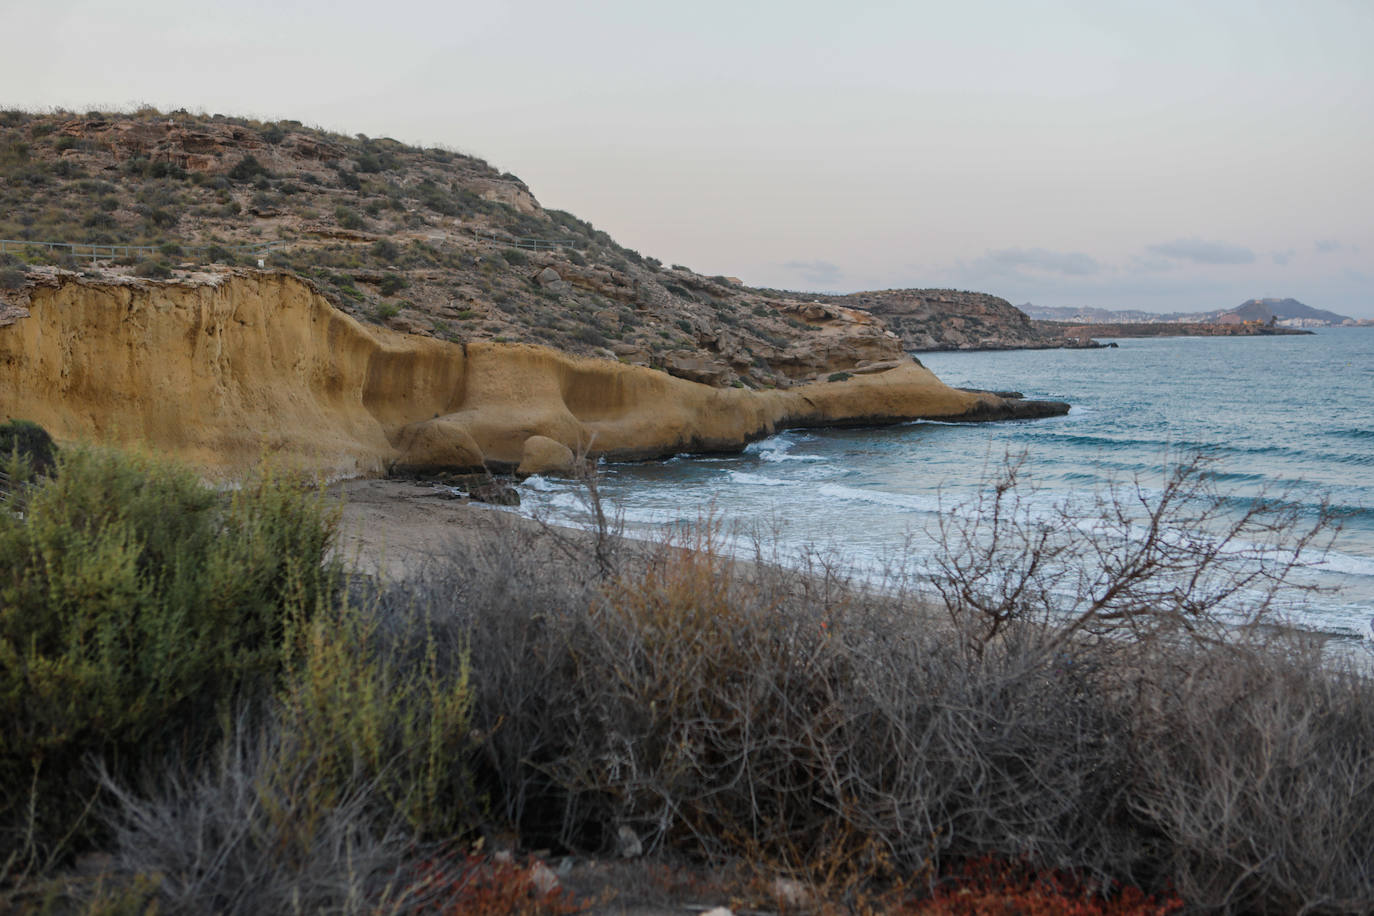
(86, 725, 419, 916)
(1128, 645, 1374, 914)
(931, 453, 1335, 656)
(460, 513, 1139, 889)
(451, 454, 1373, 913)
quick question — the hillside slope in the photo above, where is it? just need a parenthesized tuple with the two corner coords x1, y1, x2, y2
(0, 108, 910, 388)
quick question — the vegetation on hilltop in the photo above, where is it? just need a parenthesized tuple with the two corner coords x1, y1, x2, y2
(0, 106, 903, 388)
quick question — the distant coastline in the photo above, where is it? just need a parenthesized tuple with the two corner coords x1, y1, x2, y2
(1032, 319, 1313, 340)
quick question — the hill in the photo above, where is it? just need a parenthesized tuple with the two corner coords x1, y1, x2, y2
(1226, 297, 1350, 326)
(0, 107, 1067, 475)
(0, 107, 906, 389)
(841, 289, 1104, 350)
(0, 108, 1113, 381)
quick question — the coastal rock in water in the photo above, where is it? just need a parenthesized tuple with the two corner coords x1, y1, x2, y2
(468, 480, 520, 506)
(517, 435, 575, 477)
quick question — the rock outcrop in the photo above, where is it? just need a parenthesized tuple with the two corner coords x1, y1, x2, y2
(839, 289, 1102, 351)
(0, 273, 1067, 477)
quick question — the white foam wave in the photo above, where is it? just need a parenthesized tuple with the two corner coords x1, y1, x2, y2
(1306, 549, 1374, 578)
(727, 470, 789, 487)
(745, 433, 826, 463)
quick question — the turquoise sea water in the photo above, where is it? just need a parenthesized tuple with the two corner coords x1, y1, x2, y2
(517, 329, 1374, 640)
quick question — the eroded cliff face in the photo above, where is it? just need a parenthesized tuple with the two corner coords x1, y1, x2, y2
(0, 273, 1065, 476)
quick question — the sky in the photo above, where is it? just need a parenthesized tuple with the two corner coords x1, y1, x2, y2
(5, 0, 1372, 316)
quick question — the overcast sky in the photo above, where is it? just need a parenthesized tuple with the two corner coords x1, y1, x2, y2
(6, 0, 1371, 316)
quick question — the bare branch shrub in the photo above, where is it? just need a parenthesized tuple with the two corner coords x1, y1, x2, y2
(1129, 644, 1374, 914)
(452, 515, 1142, 891)
(88, 721, 424, 916)
(439, 451, 1370, 912)
(931, 452, 1337, 656)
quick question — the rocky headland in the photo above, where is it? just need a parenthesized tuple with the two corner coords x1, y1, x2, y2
(837, 288, 1105, 351)
(0, 109, 1067, 474)
(0, 270, 1066, 478)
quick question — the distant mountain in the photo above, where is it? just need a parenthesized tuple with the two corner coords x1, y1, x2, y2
(1225, 298, 1350, 325)
(1023, 298, 1352, 327)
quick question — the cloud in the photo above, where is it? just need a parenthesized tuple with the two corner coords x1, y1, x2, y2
(1272, 249, 1295, 266)
(1146, 238, 1255, 265)
(1315, 239, 1343, 253)
(974, 247, 1101, 276)
(781, 259, 843, 286)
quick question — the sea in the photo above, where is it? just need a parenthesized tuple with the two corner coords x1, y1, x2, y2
(516, 328, 1374, 644)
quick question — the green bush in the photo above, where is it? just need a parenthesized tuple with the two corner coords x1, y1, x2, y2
(277, 596, 475, 838)
(370, 238, 400, 262)
(0, 449, 341, 869)
(133, 259, 172, 279)
(227, 154, 268, 182)
(499, 247, 529, 267)
(378, 274, 406, 297)
(335, 206, 366, 231)
(0, 419, 57, 477)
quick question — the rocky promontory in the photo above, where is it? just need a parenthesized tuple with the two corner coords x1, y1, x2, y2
(0, 108, 1072, 473)
(0, 272, 1067, 477)
(838, 289, 1103, 351)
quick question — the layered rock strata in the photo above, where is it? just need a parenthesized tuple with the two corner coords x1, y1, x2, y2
(0, 273, 1067, 477)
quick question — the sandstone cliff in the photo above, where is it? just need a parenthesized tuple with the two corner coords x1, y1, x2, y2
(0, 273, 1066, 476)
(838, 289, 1102, 351)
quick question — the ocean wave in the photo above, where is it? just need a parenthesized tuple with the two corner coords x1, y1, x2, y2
(727, 470, 789, 487)
(1306, 549, 1374, 579)
(743, 433, 824, 463)
(816, 483, 947, 514)
(519, 474, 563, 492)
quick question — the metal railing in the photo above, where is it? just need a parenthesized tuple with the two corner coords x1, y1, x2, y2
(474, 233, 575, 252)
(0, 238, 282, 263)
